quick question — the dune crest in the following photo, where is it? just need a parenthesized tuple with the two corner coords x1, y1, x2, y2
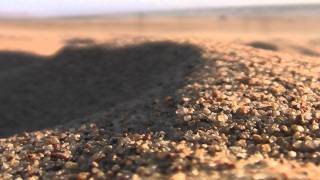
(1, 39, 320, 179)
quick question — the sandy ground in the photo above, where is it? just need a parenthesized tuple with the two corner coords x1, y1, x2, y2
(0, 16, 320, 179)
(0, 16, 320, 56)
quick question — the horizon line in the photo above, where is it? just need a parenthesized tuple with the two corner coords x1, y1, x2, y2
(0, 2, 319, 19)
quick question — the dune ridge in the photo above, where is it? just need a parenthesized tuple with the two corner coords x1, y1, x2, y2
(1, 39, 320, 179)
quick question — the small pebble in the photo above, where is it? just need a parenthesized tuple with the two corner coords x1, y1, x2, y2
(288, 151, 297, 158)
(291, 125, 304, 133)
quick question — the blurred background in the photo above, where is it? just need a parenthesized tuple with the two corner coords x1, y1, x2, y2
(0, 0, 320, 56)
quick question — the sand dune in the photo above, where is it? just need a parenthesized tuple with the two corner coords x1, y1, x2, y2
(0, 10, 320, 179)
(1, 38, 320, 179)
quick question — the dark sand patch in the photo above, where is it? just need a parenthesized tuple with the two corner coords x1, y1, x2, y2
(0, 51, 44, 72)
(247, 41, 279, 51)
(0, 41, 203, 137)
(291, 45, 320, 57)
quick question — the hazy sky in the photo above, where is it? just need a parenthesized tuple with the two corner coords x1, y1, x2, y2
(1, 0, 320, 17)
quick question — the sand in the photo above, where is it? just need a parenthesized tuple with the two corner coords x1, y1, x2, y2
(0, 15, 320, 179)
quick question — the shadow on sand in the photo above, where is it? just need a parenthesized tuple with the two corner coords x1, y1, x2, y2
(0, 40, 204, 137)
(0, 51, 44, 72)
(247, 41, 279, 51)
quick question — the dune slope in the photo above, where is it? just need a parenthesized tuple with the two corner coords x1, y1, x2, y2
(1, 39, 320, 179)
